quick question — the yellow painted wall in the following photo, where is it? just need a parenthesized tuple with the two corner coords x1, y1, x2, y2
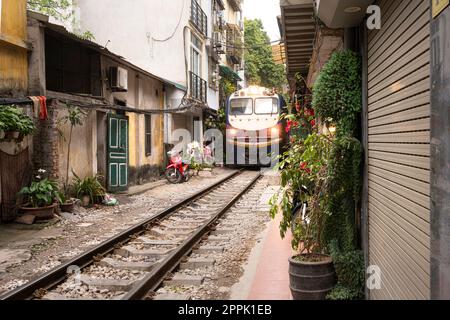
(0, 0, 28, 95)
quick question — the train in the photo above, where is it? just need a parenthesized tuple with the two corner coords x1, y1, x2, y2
(225, 86, 287, 167)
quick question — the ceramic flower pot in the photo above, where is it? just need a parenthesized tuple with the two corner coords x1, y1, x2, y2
(60, 200, 75, 213)
(4, 131, 20, 139)
(19, 203, 58, 221)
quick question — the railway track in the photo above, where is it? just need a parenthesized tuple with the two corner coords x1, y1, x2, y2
(1, 170, 262, 300)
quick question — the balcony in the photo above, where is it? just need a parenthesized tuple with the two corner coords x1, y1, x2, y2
(191, 0, 208, 37)
(228, 0, 242, 11)
(226, 24, 244, 65)
(190, 71, 207, 103)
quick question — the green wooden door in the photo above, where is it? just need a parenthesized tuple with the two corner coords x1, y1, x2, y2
(107, 114, 128, 192)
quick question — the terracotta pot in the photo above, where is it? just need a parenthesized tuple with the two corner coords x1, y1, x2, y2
(60, 200, 75, 213)
(289, 254, 336, 300)
(19, 203, 58, 221)
(81, 195, 90, 207)
(4, 131, 20, 139)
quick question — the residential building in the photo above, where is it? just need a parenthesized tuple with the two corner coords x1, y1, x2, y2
(279, 0, 450, 300)
(0, 0, 30, 222)
(25, 12, 172, 195)
(0, 0, 29, 96)
(66, 0, 220, 146)
(222, 0, 245, 88)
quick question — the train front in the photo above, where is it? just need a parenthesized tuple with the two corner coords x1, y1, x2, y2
(225, 86, 285, 167)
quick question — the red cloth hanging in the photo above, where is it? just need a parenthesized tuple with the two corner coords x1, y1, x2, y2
(38, 96, 48, 120)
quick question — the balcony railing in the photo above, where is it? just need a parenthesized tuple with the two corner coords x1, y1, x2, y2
(226, 24, 243, 64)
(190, 72, 207, 103)
(191, 0, 208, 36)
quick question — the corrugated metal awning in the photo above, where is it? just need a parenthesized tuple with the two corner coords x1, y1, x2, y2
(280, 0, 316, 79)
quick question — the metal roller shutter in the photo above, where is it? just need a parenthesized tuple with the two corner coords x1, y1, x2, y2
(367, 0, 431, 300)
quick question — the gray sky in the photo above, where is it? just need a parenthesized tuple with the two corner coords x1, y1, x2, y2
(243, 0, 281, 42)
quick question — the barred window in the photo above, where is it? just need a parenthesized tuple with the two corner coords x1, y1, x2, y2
(145, 115, 152, 156)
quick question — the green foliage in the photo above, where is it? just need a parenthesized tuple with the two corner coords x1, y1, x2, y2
(312, 50, 361, 136)
(27, 1, 95, 40)
(20, 178, 61, 208)
(327, 240, 365, 300)
(244, 19, 286, 89)
(323, 136, 362, 252)
(72, 171, 106, 205)
(27, 0, 72, 21)
(269, 133, 333, 253)
(0, 105, 36, 136)
(58, 106, 87, 191)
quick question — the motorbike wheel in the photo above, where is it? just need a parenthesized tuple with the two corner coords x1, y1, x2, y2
(165, 168, 182, 184)
(291, 205, 304, 234)
(183, 168, 191, 182)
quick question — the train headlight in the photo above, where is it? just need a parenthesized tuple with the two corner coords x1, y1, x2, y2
(271, 127, 280, 136)
(228, 128, 238, 136)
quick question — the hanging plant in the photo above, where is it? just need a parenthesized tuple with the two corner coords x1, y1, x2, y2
(312, 50, 361, 136)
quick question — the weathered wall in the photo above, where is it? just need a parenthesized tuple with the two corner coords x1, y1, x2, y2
(102, 56, 165, 185)
(306, 27, 344, 88)
(56, 105, 97, 185)
(0, 0, 28, 96)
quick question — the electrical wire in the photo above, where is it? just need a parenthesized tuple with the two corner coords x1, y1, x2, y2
(151, 0, 185, 42)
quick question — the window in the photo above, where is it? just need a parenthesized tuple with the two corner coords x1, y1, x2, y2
(45, 31, 102, 96)
(230, 98, 253, 115)
(145, 115, 152, 156)
(254, 98, 279, 115)
(191, 33, 202, 76)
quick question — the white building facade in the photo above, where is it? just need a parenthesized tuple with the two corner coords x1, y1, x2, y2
(70, 0, 221, 146)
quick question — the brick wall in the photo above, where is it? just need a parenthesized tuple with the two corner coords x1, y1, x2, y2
(32, 100, 60, 181)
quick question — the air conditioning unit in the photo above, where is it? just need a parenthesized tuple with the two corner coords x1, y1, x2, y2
(110, 66, 128, 92)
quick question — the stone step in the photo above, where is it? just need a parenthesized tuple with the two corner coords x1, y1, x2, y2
(206, 235, 229, 243)
(164, 274, 204, 287)
(79, 275, 137, 292)
(154, 292, 191, 300)
(42, 292, 124, 300)
(98, 257, 156, 271)
(115, 245, 173, 258)
(136, 238, 181, 246)
(180, 257, 215, 269)
(194, 246, 224, 254)
(210, 228, 235, 236)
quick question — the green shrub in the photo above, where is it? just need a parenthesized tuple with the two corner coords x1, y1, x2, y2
(312, 50, 361, 136)
(0, 105, 36, 135)
(327, 240, 365, 300)
(323, 136, 362, 252)
(19, 178, 61, 208)
(72, 171, 106, 205)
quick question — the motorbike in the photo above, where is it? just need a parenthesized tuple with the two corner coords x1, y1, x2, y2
(291, 185, 311, 233)
(165, 150, 191, 184)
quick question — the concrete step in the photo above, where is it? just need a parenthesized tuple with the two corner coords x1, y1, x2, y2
(164, 274, 204, 287)
(180, 257, 215, 269)
(98, 257, 156, 271)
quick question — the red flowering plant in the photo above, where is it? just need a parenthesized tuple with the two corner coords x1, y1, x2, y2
(270, 131, 333, 255)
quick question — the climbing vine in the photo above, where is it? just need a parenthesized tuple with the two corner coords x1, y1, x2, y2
(312, 50, 361, 137)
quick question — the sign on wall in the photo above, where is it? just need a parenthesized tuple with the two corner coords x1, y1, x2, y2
(433, 0, 449, 18)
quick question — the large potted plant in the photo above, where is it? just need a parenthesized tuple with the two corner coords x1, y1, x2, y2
(72, 172, 106, 207)
(270, 130, 336, 300)
(57, 106, 87, 211)
(19, 172, 62, 220)
(0, 105, 35, 141)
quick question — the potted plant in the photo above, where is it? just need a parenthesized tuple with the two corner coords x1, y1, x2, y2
(270, 131, 336, 300)
(72, 172, 106, 207)
(0, 105, 35, 141)
(19, 172, 62, 220)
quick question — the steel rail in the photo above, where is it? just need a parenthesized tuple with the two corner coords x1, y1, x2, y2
(1, 170, 242, 300)
(123, 172, 262, 300)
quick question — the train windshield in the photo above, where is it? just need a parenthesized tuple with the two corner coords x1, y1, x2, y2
(230, 98, 253, 115)
(254, 98, 279, 115)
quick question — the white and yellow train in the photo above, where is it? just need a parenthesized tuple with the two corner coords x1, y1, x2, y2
(226, 86, 286, 166)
